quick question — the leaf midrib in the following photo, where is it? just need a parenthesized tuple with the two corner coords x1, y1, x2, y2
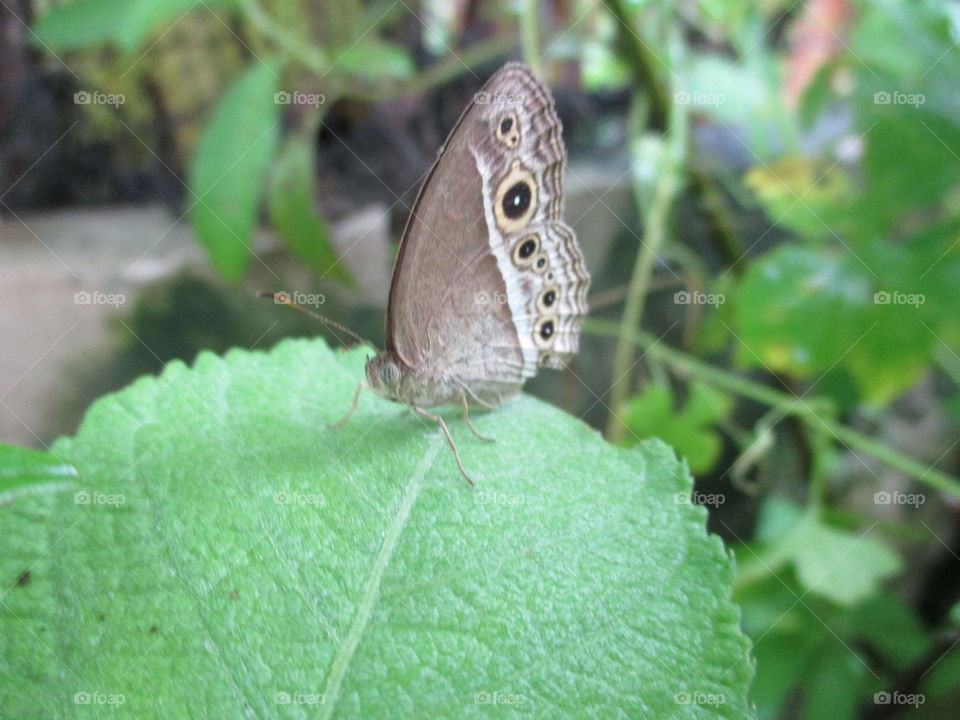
(317, 437, 441, 719)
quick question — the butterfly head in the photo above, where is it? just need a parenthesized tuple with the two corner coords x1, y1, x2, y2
(365, 353, 404, 400)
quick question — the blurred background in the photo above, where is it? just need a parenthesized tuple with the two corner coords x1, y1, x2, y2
(2, 0, 960, 716)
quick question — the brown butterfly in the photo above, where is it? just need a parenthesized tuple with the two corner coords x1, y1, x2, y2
(287, 63, 590, 484)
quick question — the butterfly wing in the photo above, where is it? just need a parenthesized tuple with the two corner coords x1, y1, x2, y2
(386, 63, 590, 404)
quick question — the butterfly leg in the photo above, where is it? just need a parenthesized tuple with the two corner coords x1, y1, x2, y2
(413, 406, 475, 487)
(327, 382, 368, 430)
(460, 392, 495, 443)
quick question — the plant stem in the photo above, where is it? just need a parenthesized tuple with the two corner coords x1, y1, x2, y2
(587, 318, 960, 500)
(521, 0, 541, 75)
(604, 32, 686, 442)
(604, 0, 669, 130)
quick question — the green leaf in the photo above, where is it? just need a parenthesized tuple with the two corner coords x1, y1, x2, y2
(33, 0, 240, 52)
(117, 0, 240, 52)
(800, 649, 866, 720)
(334, 39, 414, 81)
(268, 133, 355, 285)
(618, 382, 732, 473)
(787, 515, 901, 607)
(734, 245, 933, 404)
(845, 593, 931, 671)
(0, 442, 78, 505)
(189, 61, 282, 282)
(0, 339, 752, 718)
(32, 0, 124, 51)
(743, 157, 853, 241)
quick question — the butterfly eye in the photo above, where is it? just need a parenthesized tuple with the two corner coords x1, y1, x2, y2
(380, 361, 400, 385)
(495, 112, 520, 147)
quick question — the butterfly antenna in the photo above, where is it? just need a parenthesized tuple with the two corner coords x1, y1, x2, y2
(256, 291, 381, 352)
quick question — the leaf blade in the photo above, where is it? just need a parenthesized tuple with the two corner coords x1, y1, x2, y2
(188, 60, 282, 282)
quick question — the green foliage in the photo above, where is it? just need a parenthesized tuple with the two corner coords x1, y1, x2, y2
(739, 499, 901, 607)
(188, 61, 282, 281)
(737, 500, 931, 720)
(0, 340, 752, 718)
(618, 382, 732, 473)
(0, 443, 77, 505)
(333, 39, 415, 81)
(268, 133, 354, 285)
(33, 0, 239, 53)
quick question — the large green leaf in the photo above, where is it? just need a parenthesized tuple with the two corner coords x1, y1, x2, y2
(268, 133, 355, 286)
(189, 61, 282, 282)
(1, 339, 752, 718)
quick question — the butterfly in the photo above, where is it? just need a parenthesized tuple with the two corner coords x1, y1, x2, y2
(333, 63, 590, 484)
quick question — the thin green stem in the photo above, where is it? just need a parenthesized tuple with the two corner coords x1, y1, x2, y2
(521, 0, 541, 75)
(586, 318, 960, 500)
(604, 28, 686, 441)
